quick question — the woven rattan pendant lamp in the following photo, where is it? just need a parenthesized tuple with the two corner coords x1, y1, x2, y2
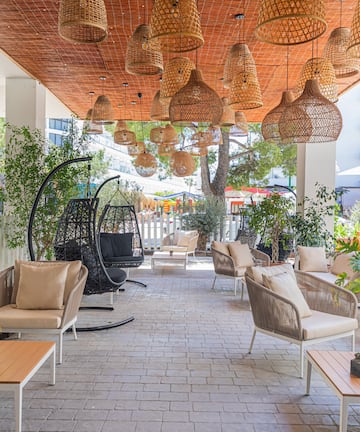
(148, 0, 204, 53)
(296, 57, 338, 102)
(92, 76, 114, 124)
(220, 98, 235, 127)
(255, 0, 327, 46)
(279, 79, 342, 144)
(58, 0, 108, 44)
(228, 72, 263, 110)
(150, 90, 170, 121)
(348, 0, 360, 57)
(83, 92, 103, 135)
(160, 57, 195, 105)
(150, 124, 179, 144)
(134, 151, 158, 177)
(114, 83, 136, 145)
(125, 24, 163, 76)
(157, 143, 177, 157)
(230, 111, 248, 136)
(127, 142, 145, 156)
(170, 150, 196, 177)
(169, 68, 223, 126)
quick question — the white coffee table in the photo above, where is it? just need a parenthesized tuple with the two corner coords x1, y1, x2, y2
(151, 251, 187, 270)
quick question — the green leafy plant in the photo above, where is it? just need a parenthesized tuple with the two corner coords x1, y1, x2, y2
(335, 238, 360, 294)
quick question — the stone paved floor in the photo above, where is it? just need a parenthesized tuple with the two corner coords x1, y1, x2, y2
(1, 257, 360, 432)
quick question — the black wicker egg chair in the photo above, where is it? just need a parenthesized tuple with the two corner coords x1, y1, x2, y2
(94, 176, 146, 288)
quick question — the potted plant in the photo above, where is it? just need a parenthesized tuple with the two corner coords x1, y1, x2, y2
(245, 192, 294, 263)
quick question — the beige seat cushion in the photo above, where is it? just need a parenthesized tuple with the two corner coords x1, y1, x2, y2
(0, 304, 63, 328)
(212, 241, 229, 255)
(298, 246, 328, 272)
(228, 242, 254, 268)
(302, 309, 358, 340)
(12, 260, 82, 304)
(16, 262, 69, 310)
(248, 263, 295, 284)
(263, 272, 312, 318)
(331, 253, 356, 279)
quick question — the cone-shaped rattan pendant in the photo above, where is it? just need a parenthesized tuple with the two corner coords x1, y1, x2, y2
(157, 143, 177, 157)
(114, 120, 136, 145)
(150, 124, 178, 144)
(58, 0, 108, 44)
(148, 0, 204, 53)
(220, 98, 235, 127)
(92, 95, 114, 124)
(150, 90, 170, 121)
(83, 108, 103, 134)
(223, 43, 257, 89)
(296, 57, 338, 102)
(229, 72, 263, 110)
(125, 24, 163, 76)
(170, 150, 196, 177)
(127, 142, 145, 156)
(255, 0, 327, 46)
(261, 90, 295, 144)
(187, 144, 208, 157)
(323, 27, 360, 78)
(160, 57, 195, 105)
(279, 79, 342, 144)
(169, 69, 223, 126)
(230, 111, 249, 136)
(134, 151, 158, 177)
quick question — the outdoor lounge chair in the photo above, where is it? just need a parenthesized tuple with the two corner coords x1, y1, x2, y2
(161, 230, 199, 257)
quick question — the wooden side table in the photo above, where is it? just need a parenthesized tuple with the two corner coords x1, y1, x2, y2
(0, 340, 56, 432)
(306, 350, 360, 432)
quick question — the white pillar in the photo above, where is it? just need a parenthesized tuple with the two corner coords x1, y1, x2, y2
(5, 77, 46, 134)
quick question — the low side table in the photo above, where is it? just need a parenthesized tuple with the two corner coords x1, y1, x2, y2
(306, 350, 360, 432)
(151, 251, 187, 270)
(0, 340, 56, 432)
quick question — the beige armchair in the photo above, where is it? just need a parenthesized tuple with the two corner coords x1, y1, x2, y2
(211, 240, 270, 297)
(0, 260, 88, 364)
(245, 265, 358, 377)
(161, 230, 199, 256)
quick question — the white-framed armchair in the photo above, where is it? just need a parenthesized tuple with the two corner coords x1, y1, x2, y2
(161, 230, 199, 257)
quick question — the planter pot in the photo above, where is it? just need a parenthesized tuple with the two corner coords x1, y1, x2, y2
(351, 358, 360, 377)
(257, 240, 292, 263)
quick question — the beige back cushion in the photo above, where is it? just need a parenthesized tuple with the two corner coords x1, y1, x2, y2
(212, 241, 229, 256)
(249, 263, 296, 284)
(178, 231, 197, 247)
(298, 246, 328, 272)
(12, 260, 82, 304)
(331, 253, 356, 279)
(262, 272, 312, 318)
(228, 242, 254, 268)
(16, 262, 69, 310)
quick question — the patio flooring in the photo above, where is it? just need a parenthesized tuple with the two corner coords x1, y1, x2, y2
(1, 256, 360, 432)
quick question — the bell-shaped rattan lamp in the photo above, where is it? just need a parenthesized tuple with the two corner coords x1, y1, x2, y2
(296, 57, 338, 102)
(261, 90, 295, 144)
(187, 143, 208, 157)
(134, 151, 158, 177)
(169, 69, 223, 126)
(279, 79, 342, 144)
(170, 150, 196, 177)
(157, 143, 177, 157)
(58, 0, 108, 44)
(148, 0, 204, 53)
(125, 24, 163, 76)
(223, 43, 257, 89)
(150, 90, 170, 121)
(255, 0, 327, 45)
(220, 98, 235, 127)
(127, 142, 145, 156)
(150, 124, 179, 144)
(324, 27, 360, 78)
(83, 108, 103, 135)
(114, 120, 136, 146)
(92, 95, 114, 124)
(229, 72, 263, 110)
(160, 57, 195, 105)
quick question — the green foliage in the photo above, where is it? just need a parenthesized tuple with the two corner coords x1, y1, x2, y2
(335, 239, 360, 294)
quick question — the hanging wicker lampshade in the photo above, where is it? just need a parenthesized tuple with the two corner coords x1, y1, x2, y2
(133, 151, 158, 177)
(170, 150, 196, 177)
(160, 57, 195, 105)
(127, 142, 145, 156)
(150, 124, 179, 144)
(187, 144, 208, 157)
(223, 43, 257, 89)
(323, 27, 360, 78)
(220, 98, 235, 127)
(83, 108, 103, 134)
(169, 69, 223, 126)
(234, 111, 248, 135)
(92, 94, 114, 124)
(348, 0, 360, 57)
(208, 126, 223, 145)
(58, 0, 108, 44)
(150, 90, 170, 121)
(255, 0, 327, 46)
(125, 24, 163, 76)
(261, 90, 295, 144)
(148, 0, 204, 53)
(296, 57, 338, 102)
(157, 143, 177, 157)
(114, 120, 136, 145)
(228, 72, 263, 110)
(191, 130, 213, 147)
(279, 79, 342, 144)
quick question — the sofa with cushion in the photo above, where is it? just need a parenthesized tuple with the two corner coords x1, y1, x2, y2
(0, 260, 88, 363)
(161, 230, 199, 256)
(245, 263, 358, 377)
(211, 240, 270, 297)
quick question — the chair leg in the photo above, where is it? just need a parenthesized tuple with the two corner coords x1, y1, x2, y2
(240, 279, 245, 301)
(248, 329, 256, 353)
(234, 278, 237, 296)
(299, 343, 304, 379)
(58, 333, 63, 364)
(352, 331, 355, 352)
(211, 275, 217, 290)
(72, 323, 78, 341)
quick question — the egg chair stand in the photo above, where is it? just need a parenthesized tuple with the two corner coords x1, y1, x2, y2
(94, 175, 147, 288)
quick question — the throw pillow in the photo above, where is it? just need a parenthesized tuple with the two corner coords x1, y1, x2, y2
(331, 252, 356, 279)
(262, 272, 312, 318)
(228, 242, 254, 268)
(211, 241, 229, 255)
(16, 262, 69, 309)
(250, 263, 296, 284)
(99, 233, 114, 260)
(111, 233, 134, 257)
(298, 246, 328, 272)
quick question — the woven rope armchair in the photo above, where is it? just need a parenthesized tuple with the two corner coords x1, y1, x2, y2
(245, 269, 358, 378)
